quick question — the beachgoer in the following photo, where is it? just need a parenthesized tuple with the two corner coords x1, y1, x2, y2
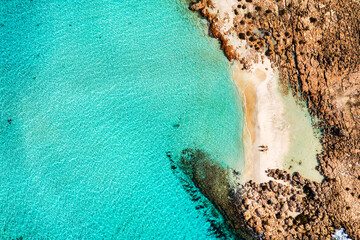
(258, 145, 268, 151)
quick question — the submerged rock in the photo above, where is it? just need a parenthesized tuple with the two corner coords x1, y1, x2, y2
(175, 148, 257, 239)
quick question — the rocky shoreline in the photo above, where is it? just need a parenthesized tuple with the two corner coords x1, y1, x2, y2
(184, 0, 360, 239)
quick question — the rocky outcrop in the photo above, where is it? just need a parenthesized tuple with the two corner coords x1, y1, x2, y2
(236, 170, 338, 239)
(187, 0, 360, 239)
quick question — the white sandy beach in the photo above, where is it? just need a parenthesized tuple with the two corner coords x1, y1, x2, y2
(232, 58, 323, 183)
(232, 59, 291, 183)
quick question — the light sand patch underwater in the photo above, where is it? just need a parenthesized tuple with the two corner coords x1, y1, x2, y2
(281, 92, 323, 182)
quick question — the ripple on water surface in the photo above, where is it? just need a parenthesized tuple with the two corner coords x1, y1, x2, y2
(0, 0, 244, 239)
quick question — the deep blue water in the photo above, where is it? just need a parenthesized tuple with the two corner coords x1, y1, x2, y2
(0, 0, 244, 239)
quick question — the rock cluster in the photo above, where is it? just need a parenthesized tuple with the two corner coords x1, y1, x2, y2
(188, 0, 360, 238)
(235, 170, 338, 239)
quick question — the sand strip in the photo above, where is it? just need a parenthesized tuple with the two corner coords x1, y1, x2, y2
(232, 59, 291, 183)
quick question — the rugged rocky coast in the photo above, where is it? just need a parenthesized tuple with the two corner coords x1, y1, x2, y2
(182, 0, 360, 239)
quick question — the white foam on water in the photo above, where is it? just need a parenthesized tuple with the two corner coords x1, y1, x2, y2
(333, 228, 352, 240)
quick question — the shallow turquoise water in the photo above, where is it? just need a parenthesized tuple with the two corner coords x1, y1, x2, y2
(0, 0, 244, 239)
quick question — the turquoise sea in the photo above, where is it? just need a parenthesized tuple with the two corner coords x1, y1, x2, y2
(0, 0, 244, 239)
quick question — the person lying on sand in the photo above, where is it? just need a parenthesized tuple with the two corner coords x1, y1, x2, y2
(258, 145, 268, 152)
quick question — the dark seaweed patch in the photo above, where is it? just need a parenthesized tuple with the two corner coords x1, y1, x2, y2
(166, 149, 244, 239)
